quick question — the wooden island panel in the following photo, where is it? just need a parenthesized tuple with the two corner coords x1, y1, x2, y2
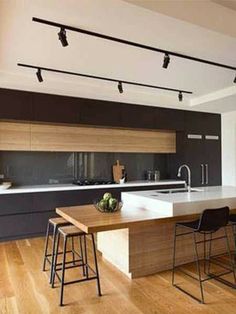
(57, 205, 234, 279)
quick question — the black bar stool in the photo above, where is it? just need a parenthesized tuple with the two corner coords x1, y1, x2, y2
(52, 225, 102, 306)
(172, 206, 236, 303)
(229, 214, 236, 250)
(42, 217, 71, 284)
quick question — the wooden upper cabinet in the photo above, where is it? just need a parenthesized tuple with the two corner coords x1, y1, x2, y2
(0, 89, 32, 121)
(0, 122, 31, 151)
(32, 93, 80, 124)
(30, 123, 176, 153)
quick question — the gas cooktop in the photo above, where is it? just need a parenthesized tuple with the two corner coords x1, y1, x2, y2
(73, 179, 117, 186)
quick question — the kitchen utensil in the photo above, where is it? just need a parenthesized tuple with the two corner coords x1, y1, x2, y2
(113, 160, 124, 183)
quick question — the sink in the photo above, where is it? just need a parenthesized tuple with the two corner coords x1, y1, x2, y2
(156, 188, 203, 194)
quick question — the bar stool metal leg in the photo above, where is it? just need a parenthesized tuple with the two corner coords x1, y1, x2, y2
(84, 235, 89, 278)
(42, 221, 50, 271)
(91, 234, 102, 296)
(207, 233, 213, 274)
(52, 232, 61, 288)
(224, 227, 236, 284)
(172, 224, 177, 286)
(71, 237, 76, 266)
(49, 225, 57, 284)
(79, 236, 86, 276)
(193, 232, 204, 304)
(60, 236, 68, 306)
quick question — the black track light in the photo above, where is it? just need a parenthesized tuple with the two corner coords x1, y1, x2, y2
(58, 27, 68, 47)
(18, 63, 193, 96)
(178, 91, 183, 102)
(234, 74, 236, 83)
(118, 81, 123, 94)
(163, 53, 170, 69)
(36, 68, 43, 82)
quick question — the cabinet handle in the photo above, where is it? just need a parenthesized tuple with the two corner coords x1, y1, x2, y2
(201, 164, 204, 185)
(205, 164, 208, 185)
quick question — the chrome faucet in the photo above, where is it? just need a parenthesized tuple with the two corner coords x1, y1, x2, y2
(177, 164, 191, 192)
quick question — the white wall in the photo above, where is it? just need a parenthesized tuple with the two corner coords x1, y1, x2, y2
(222, 111, 236, 186)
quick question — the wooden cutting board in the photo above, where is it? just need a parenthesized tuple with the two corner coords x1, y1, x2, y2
(113, 160, 124, 183)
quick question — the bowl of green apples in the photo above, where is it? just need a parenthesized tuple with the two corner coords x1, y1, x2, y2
(94, 192, 122, 213)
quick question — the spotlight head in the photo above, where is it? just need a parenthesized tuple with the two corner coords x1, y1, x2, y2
(234, 74, 236, 84)
(163, 53, 170, 69)
(118, 81, 123, 94)
(36, 68, 43, 82)
(58, 27, 68, 47)
(178, 91, 183, 102)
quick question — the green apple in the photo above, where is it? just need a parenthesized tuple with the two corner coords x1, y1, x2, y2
(98, 199, 108, 211)
(103, 192, 112, 201)
(108, 197, 118, 211)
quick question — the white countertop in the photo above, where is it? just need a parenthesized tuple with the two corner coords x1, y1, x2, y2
(0, 180, 184, 195)
(121, 186, 236, 217)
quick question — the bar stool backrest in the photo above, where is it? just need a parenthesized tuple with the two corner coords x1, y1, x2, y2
(197, 206, 229, 232)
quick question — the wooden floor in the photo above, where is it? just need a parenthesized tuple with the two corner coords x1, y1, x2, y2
(0, 237, 236, 314)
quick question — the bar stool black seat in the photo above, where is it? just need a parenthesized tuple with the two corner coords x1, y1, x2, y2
(172, 206, 236, 304)
(229, 214, 236, 223)
(52, 225, 102, 306)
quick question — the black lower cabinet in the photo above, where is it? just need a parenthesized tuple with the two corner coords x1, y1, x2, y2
(0, 183, 184, 242)
(0, 211, 54, 240)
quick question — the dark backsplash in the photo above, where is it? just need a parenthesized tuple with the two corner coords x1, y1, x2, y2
(0, 151, 169, 186)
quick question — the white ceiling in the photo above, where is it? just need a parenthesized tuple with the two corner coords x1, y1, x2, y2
(0, 0, 236, 113)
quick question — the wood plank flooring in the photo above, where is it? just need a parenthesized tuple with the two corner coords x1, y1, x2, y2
(0, 237, 236, 314)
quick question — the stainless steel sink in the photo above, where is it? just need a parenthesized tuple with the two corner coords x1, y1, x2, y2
(156, 188, 203, 194)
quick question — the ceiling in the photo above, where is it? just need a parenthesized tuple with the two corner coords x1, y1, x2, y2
(0, 0, 236, 113)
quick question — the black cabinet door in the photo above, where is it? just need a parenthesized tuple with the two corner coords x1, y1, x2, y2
(120, 104, 156, 129)
(155, 107, 185, 131)
(185, 111, 221, 135)
(203, 138, 221, 186)
(185, 111, 205, 134)
(183, 136, 205, 187)
(79, 99, 122, 127)
(0, 88, 32, 120)
(32, 92, 80, 124)
(201, 113, 221, 136)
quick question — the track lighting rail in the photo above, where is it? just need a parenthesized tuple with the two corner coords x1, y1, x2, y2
(32, 17, 236, 72)
(17, 63, 192, 100)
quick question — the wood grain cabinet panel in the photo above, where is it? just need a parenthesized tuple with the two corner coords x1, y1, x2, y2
(30, 123, 176, 153)
(0, 122, 31, 151)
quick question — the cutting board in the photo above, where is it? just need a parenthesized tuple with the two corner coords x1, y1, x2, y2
(113, 160, 124, 183)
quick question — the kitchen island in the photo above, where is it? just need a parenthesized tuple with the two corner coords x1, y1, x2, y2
(57, 186, 236, 279)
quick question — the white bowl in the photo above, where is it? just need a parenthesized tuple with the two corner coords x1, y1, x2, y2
(0, 183, 12, 190)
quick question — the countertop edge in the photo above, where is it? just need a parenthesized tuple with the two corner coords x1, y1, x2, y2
(0, 180, 185, 195)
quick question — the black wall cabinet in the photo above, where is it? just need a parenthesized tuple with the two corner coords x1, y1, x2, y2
(0, 88, 32, 121)
(79, 99, 122, 127)
(32, 93, 80, 124)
